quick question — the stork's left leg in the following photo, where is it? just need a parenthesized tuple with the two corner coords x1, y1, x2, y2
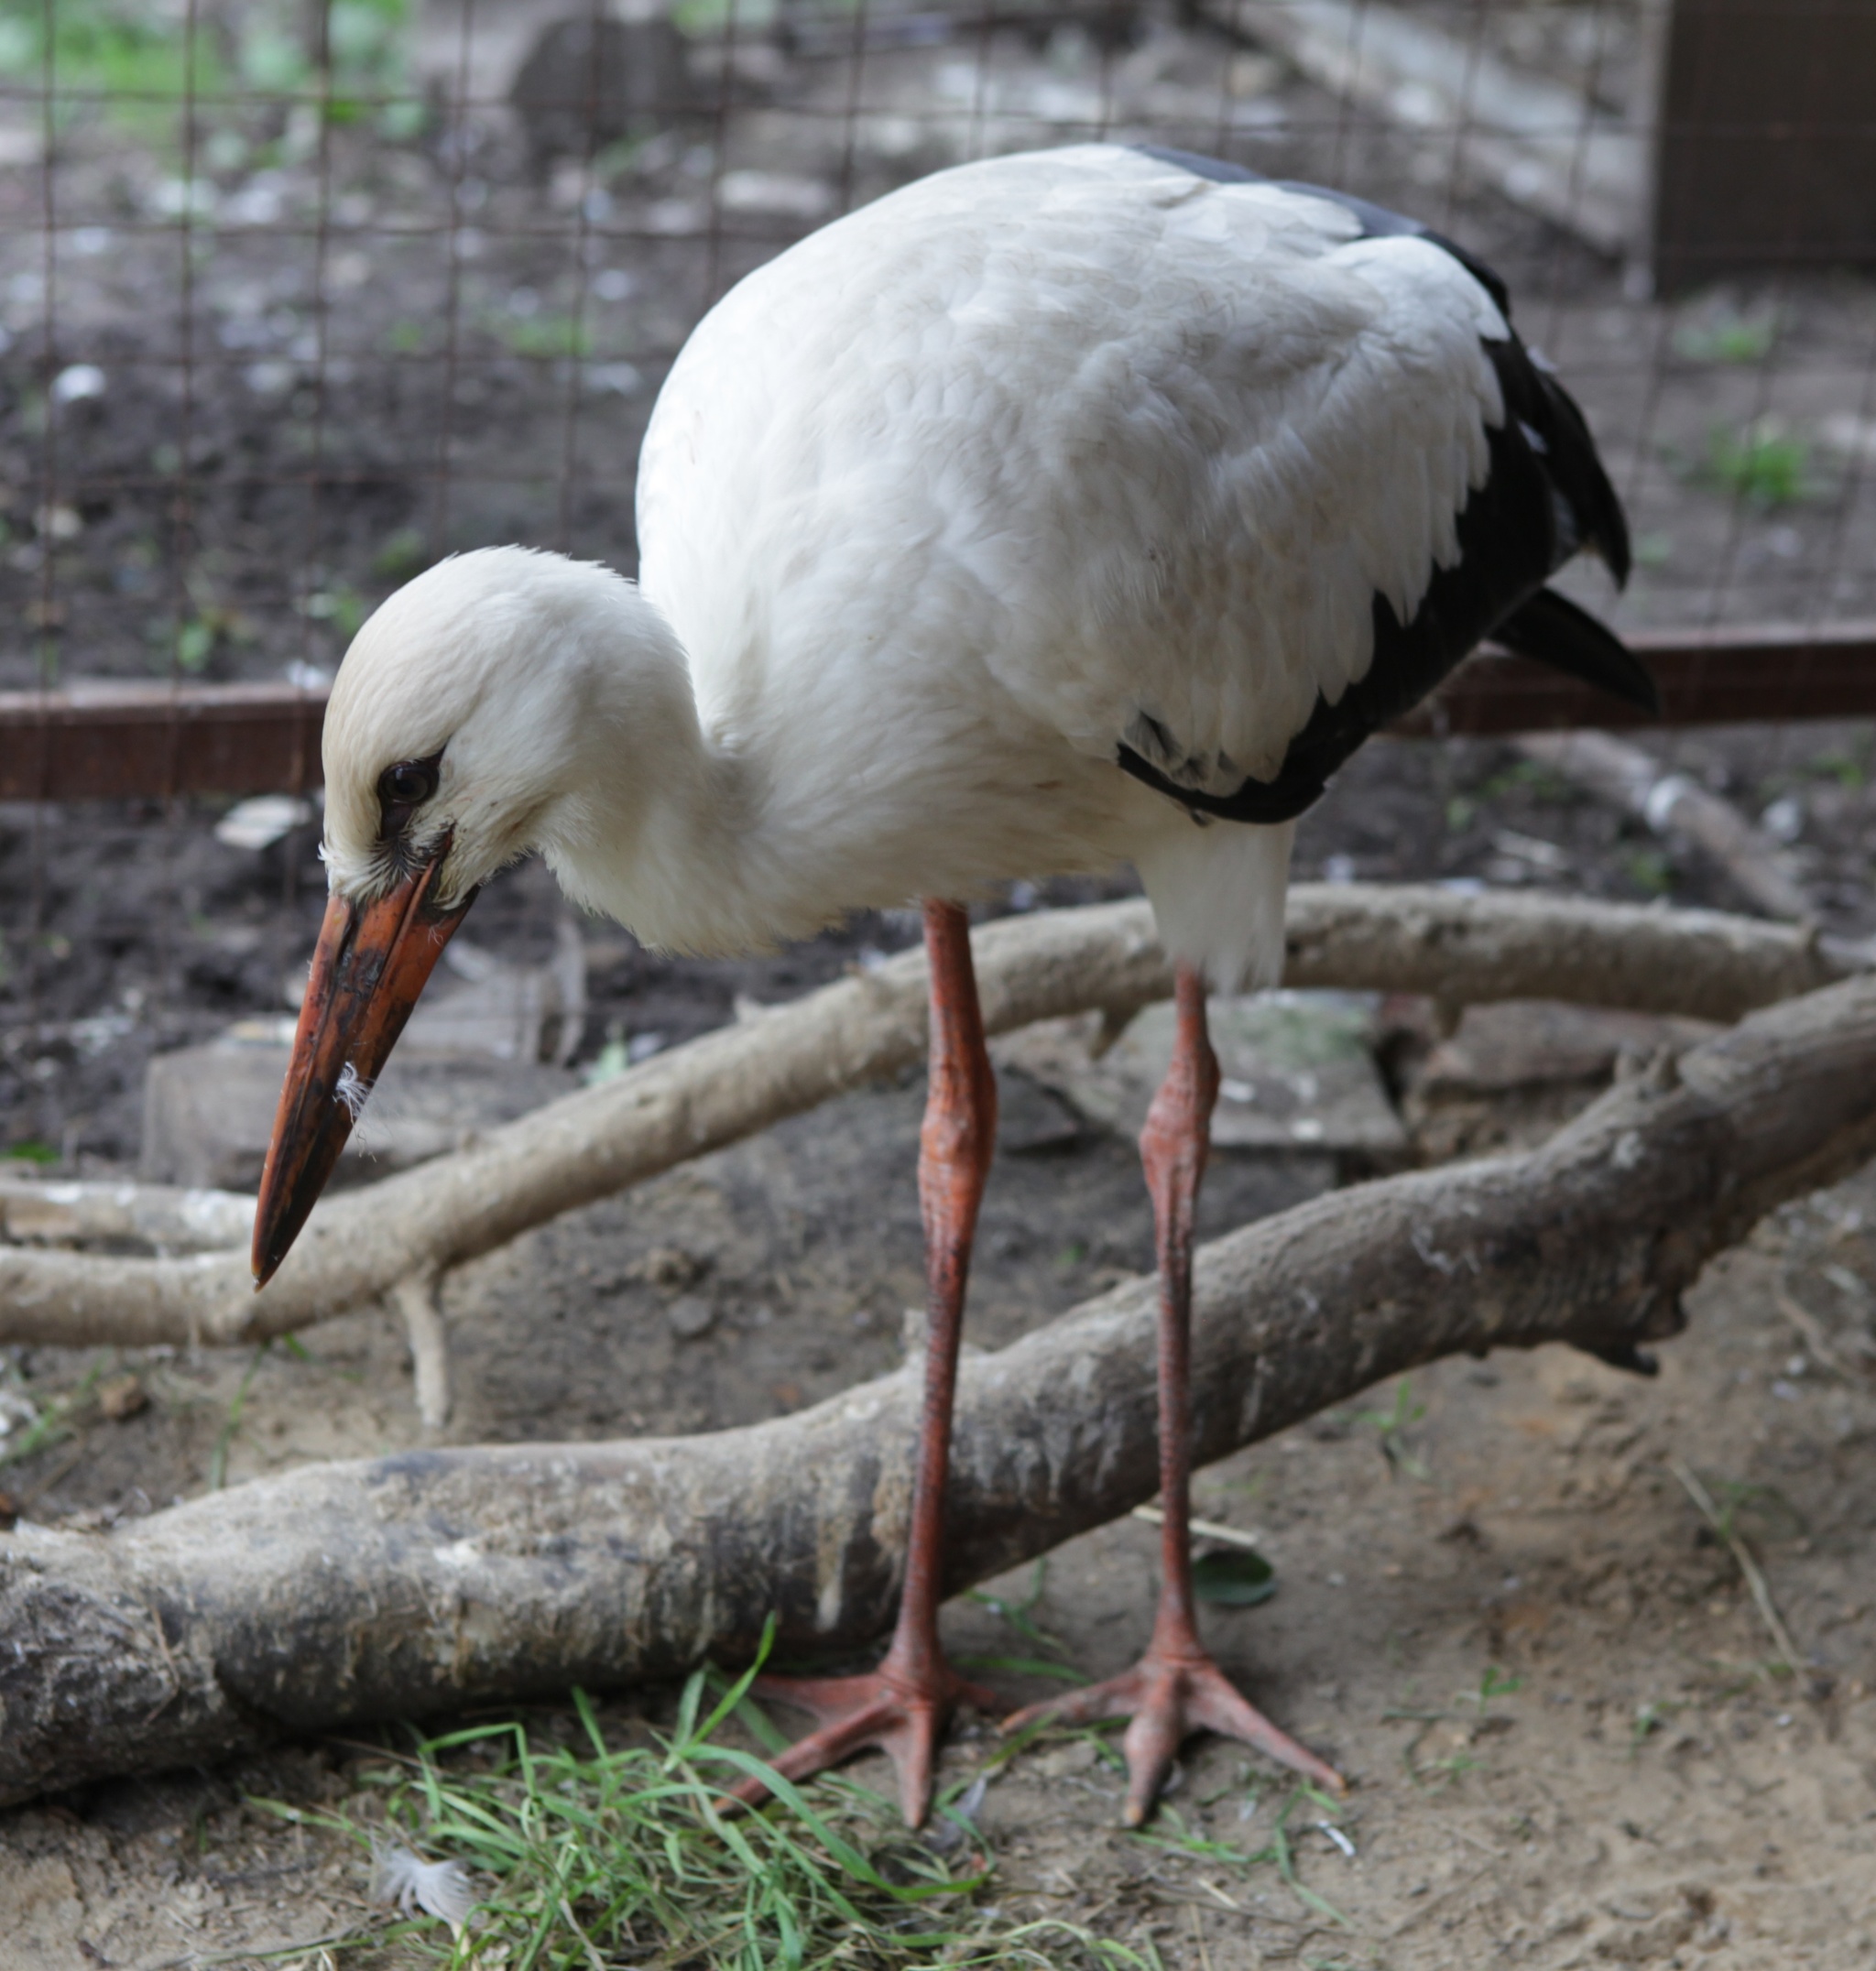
(730, 899, 996, 1826)
(1007, 966, 1344, 1824)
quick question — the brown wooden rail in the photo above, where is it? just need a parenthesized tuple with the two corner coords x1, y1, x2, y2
(1403, 621, 1876, 738)
(0, 681, 326, 800)
(3, 622, 1874, 801)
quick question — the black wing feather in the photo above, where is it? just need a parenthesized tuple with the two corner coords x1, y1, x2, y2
(1492, 587, 1658, 714)
(1121, 147, 1649, 826)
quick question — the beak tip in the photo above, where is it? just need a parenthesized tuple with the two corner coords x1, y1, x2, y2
(251, 1228, 287, 1290)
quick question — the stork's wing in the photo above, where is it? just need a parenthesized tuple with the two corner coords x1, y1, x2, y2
(640, 145, 1645, 823)
(1112, 148, 1643, 823)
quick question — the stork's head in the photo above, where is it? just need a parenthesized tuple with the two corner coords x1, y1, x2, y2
(252, 546, 671, 1286)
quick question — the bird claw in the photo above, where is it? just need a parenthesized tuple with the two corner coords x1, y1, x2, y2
(728, 1658, 997, 1827)
(1005, 1643, 1343, 1825)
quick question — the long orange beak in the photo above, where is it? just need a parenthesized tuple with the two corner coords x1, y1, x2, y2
(251, 849, 477, 1287)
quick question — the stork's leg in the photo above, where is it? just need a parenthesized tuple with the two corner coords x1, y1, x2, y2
(731, 898, 997, 1826)
(1006, 966, 1344, 1824)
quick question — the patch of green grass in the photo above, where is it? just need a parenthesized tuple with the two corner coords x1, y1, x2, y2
(372, 527, 431, 583)
(1674, 307, 1777, 365)
(176, 616, 215, 672)
(1810, 746, 1867, 789)
(1706, 420, 1810, 509)
(1632, 531, 1674, 569)
(673, 0, 781, 35)
(5, 1139, 57, 1165)
(1620, 845, 1674, 896)
(1474, 757, 1576, 805)
(259, 1658, 1160, 1970)
(0, 0, 222, 138)
(494, 311, 594, 361)
(0, 0, 421, 146)
(153, 593, 252, 676)
(301, 583, 369, 641)
(236, 0, 423, 136)
(584, 1031, 633, 1086)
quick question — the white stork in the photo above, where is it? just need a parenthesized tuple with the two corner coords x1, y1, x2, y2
(252, 143, 1651, 1827)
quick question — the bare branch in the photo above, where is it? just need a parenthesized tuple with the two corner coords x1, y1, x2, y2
(0, 888, 1855, 1350)
(1512, 731, 1812, 922)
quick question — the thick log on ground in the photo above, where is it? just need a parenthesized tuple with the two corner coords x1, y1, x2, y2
(5, 970, 1876, 1807)
(0, 887, 1856, 1351)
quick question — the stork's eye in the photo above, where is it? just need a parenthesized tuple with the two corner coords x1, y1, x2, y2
(376, 754, 441, 832)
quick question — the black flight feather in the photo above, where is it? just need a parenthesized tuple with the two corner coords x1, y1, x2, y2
(1120, 147, 1652, 826)
(1491, 587, 1659, 715)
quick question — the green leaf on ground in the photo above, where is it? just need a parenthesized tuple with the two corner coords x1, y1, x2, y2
(1193, 1549, 1275, 1606)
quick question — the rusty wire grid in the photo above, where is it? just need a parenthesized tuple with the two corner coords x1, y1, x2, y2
(4, 0, 1875, 699)
(3, 0, 1876, 1166)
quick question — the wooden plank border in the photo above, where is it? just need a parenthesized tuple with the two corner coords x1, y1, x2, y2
(0, 681, 326, 800)
(3, 623, 1874, 801)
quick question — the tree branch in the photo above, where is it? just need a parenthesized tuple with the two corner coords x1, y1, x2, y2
(1512, 731, 1813, 922)
(0, 887, 1856, 1350)
(6, 968, 1876, 1805)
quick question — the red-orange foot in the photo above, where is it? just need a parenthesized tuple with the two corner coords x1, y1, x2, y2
(1006, 1642, 1343, 1826)
(732, 1657, 997, 1827)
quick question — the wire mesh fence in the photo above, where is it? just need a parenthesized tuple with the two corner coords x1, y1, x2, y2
(4, 0, 1873, 698)
(3, 0, 1875, 1169)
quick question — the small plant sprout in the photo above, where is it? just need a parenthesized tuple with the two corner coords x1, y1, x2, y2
(1629, 1698, 1683, 1758)
(1, 1355, 110, 1469)
(1674, 304, 1778, 365)
(1620, 844, 1675, 896)
(1352, 1378, 1430, 1480)
(1417, 1745, 1482, 1787)
(1131, 1785, 1352, 1930)
(1386, 1666, 1520, 1789)
(208, 1343, 271, 1490)
(1704, 419, 1811, 509)
(963, 1559, 1088, 1683)
(1465, 1665, 1524, 1713)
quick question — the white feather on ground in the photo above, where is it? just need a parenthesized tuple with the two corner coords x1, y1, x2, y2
(370, 1839, 476, 1933)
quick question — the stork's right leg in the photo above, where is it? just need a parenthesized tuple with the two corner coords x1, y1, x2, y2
(1005, 965, 1342, 1824)
(731, 899, 996, 1826)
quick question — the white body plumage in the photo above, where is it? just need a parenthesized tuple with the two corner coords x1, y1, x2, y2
(322, 145, 1528, 989)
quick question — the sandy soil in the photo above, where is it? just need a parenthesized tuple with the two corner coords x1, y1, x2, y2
(5, 1046, 1876, 1968)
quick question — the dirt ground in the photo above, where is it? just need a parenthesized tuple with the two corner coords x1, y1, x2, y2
(6, 1043, 1876, 1968)
(10, 717, 1876, 1967)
